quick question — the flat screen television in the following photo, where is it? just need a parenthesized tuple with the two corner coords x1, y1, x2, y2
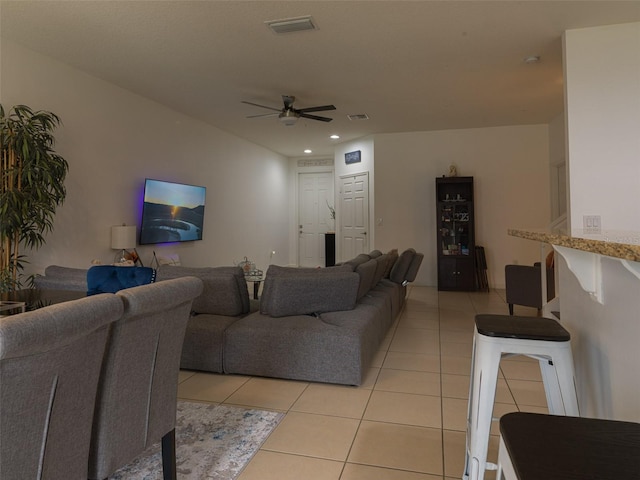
(139, 179, 206, 245)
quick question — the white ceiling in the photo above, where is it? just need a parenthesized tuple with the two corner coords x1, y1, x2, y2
(2, 1, 639, 157)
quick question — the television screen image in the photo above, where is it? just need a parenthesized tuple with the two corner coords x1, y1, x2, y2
(139, 179, 206, 245)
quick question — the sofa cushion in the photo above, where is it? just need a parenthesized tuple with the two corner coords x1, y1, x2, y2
(389, 248, 416, 284)
(372, 254, 389, 286)
(86, 266, 156, 295)
(260, 269, 359, 317)
(383, 249, 399, 278)
(354, 259, 378, 300)
(369, 250, 383, 258)
(261, 264, 353, 306)
(180, 313, 243, 372)
(343, 253, 371, 270)
(223, 304, 382, 385)
(156, 265, 249, 316)
(264, 265, 354, 276)
(405, 252, 424, 283)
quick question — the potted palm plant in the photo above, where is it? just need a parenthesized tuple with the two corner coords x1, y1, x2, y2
(1, 104, 69, 292)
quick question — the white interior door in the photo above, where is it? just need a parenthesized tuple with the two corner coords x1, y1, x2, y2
(298, 172, 334, 267)
(340, 173, 369, 261)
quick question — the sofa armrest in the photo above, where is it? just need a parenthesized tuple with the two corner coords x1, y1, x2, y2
(34, 265, 88, 291)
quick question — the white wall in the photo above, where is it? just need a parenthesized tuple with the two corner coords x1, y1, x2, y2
(1, 41, 291, 277)
(372, 126, 551, 288)
(564, 22, 640, 234)
(333, 137, 375, 262)
(557, 253, 640, 421)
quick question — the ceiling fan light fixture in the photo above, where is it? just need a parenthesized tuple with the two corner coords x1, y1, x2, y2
(279, 110, 298, 126)
(266, 16, 317, 34)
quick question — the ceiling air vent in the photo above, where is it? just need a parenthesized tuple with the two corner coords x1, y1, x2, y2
(347, 114, 370, 121)
(266, 16, 317, 34)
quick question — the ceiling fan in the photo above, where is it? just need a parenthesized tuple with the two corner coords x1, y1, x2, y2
(242, 95, 336, 126)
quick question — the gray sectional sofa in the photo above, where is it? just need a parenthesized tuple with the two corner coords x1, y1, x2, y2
(223, 249, 423, 385)
(34, 248, 423, 386)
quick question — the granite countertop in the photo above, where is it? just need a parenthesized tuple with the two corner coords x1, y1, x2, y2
(508, 228, 640, 263)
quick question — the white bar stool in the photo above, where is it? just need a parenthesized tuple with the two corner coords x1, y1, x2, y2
(463, 314, 579, 480)
(497, 412, 640, 479)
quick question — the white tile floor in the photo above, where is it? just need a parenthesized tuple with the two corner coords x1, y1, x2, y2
(177, 286, 548, 480)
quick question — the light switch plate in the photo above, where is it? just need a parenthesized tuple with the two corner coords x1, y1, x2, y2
(583, 215, 601, 234)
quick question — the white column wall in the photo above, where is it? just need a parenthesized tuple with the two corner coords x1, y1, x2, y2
(559, 23, 640, 421)
(564, 22, 640, 234)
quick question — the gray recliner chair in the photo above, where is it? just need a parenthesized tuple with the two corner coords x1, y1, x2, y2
(87, 276, 203, 480)
(0, 294, 123, 480)
(505, 261, 555, 315)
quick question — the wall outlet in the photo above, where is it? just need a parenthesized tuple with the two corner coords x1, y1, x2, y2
(583, 215, 602, 234)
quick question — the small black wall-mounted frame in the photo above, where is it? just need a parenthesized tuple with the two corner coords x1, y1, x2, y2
(345, 150, 361, 164)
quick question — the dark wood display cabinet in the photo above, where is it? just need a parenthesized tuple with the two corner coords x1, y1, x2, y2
(436, 176, 476, 291)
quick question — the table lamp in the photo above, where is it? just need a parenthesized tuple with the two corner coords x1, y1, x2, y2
(111, 225, 137, 264)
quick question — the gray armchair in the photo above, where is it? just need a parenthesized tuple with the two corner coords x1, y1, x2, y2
(505, 262, 555, 315)
(0, 294, 123, 480)
(88, 276, 203, 480)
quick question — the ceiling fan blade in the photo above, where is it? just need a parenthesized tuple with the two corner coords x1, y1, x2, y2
(297, 105, 337, 113)
(300, 113, 333, 122)
(241, 100, 281, 112)
(282, 95, 296, 110)
(246, 112, 280, 119)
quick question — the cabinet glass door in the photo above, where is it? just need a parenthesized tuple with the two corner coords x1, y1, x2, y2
(439, 202, 471, 256)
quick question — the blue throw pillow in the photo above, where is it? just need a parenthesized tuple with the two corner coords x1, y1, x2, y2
(87, 266, 156, 295)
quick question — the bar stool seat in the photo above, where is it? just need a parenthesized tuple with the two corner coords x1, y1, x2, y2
(464, 314, 579, 480)
(498, 412, 640, 479)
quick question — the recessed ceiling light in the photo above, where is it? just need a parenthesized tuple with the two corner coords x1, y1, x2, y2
(330, 134, 340, 139)
(304, 149, 312, 154)
(524, 55, 541, 64)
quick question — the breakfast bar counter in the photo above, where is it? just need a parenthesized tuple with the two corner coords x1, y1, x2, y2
(508, 228, 640, 422)
(508, 228, 640, 262)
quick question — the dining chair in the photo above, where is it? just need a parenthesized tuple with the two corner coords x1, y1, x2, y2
(0, 294, 123, 480)
(87, 276, 203, 480)
(86, 265, 157, 295)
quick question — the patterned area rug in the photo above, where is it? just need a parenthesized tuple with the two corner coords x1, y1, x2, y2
(109, 401, 284, 479)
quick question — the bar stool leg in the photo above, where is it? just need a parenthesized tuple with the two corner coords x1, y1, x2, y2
(496, 436, 517, 480)
(463, 337, 478, 480)
(538, 356, 565, 414)
(540, 345, 580, 417)
(464, 333, 502, 480)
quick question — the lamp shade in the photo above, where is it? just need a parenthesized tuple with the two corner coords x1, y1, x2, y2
(111, 225, 136, 250)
